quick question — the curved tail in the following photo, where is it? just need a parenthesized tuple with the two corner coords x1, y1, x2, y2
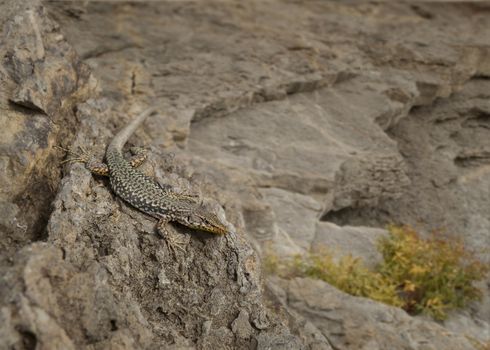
(107, 107, 157, 152)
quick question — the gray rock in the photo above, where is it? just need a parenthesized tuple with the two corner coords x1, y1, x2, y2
(260, 187, 323, 253)
(1, 0, 489, 349)
(313, 222, 388, 268)
(231, 310, 253, 340)
(0, 0, 95, 261)
(281, 277, 476, 350)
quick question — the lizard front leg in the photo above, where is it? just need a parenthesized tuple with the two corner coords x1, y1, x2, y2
(156, 215, 189, 253)
(57, 146, 149, 175)
(57, 146, 110, 176)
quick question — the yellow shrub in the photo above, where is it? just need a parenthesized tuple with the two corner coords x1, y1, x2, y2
(265, 225, 488, 321)
(288, 251, 404, 307)
(378, 225, 488, 320)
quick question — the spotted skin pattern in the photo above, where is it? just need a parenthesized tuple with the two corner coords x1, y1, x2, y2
(63, 108, 229, 251)
(128, 147, 148, 168)
(106, 148, 199, 220)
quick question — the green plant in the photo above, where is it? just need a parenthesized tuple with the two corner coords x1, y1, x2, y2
(265, 225, 488, 321)
(289, 251, 404, 307)
(378, 225, 488, 320)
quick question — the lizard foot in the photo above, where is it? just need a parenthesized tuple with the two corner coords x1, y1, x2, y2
(128, 147, 148, 168)
(56, 146, 109, 176)
(157, 219, 189, 254)
(166, 232, 189, 255)
(56, 145, 91, 165)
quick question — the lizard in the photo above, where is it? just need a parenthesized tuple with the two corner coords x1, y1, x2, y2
(58, 107, 229, 251)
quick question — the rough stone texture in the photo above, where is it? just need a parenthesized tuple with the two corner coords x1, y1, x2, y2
(260, 187, 323, 255)
(313, 223, 388, 269)
(0, 0, 95, 262)
(327, 79, 490, 257)
(275, 277, 477, 350)
(1, 1, 489, 349)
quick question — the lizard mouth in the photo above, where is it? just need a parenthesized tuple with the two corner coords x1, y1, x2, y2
(201, 224, 228, 235)
(176, 219, 229, 235)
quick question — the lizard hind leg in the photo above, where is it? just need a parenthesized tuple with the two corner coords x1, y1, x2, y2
(128, 147, 148, 168)
(156, 216, 189, 254)
(85, 159, 110, 176)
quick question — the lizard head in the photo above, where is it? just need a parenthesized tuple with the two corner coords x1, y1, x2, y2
(178, 207, 229, 235)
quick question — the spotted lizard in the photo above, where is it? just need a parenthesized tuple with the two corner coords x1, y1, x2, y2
(59, 108, 229, 251)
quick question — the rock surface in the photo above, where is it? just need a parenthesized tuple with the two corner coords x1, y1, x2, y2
(274, 277, 477, 350)
(0, 0, 94, 261)
(0, 1, 489, 349)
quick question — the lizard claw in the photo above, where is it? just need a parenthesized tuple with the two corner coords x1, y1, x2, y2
(156, 219, 189, 255)
(167, 235, 188, 254)
(56, 146, 109, 176)
(55, 146, 91, 165)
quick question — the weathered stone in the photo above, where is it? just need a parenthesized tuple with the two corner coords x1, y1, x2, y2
(281, 277, 476, 350)
(0, 1, 489, 349)
(0, 0, 95, 257)
(313, 222, 388, 268)
(260, 187, 323, 253)
(231, 309, 253, 340)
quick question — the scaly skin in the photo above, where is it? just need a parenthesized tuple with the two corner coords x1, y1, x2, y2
(61, 108, 229, 251)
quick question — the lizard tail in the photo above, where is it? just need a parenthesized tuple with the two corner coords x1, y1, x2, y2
(107, 107, 157, 152)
